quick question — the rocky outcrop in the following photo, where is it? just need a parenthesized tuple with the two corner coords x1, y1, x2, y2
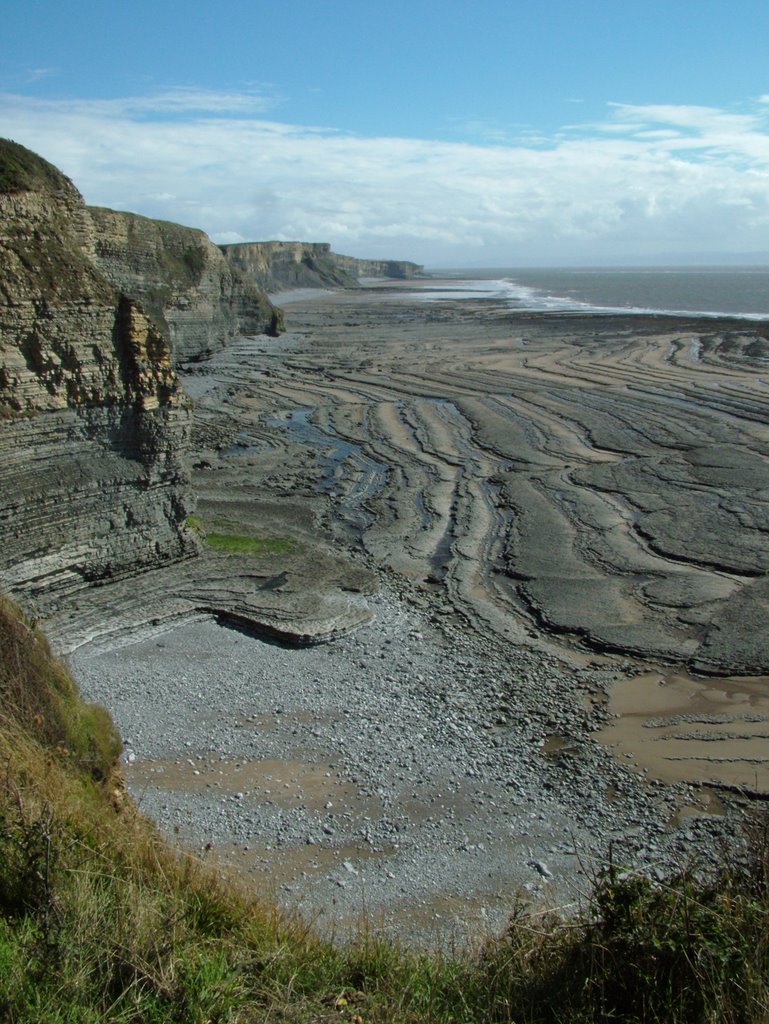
(0, 404, 196, 611)
(220, 241, 423, 292)
(0, 139, 198, 614)
(88, 208, 282, 364)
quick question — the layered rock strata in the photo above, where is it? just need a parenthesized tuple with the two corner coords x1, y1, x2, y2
(332, 253, 424, 280)
(106, 292, 769, 919)
(189, 290, 769, 676)
(220, 240, 423, 292)
(0, 141, 378, 645)
(0, 140, 198, 612)
(88, 207, 282, 364)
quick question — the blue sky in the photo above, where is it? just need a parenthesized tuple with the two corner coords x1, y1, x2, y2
(3, 0, 769, 266)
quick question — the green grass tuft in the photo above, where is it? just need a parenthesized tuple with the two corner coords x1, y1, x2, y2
(0, 597, 121, 780)
(186, 513, 204, 536)
(186, 513, 294, 555)
(206, 532, 294, 555)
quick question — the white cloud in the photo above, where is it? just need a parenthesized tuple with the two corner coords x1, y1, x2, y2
(27, 68, 56, 83)
(115, 87, 278, 116)
(2, 91, 769, 265)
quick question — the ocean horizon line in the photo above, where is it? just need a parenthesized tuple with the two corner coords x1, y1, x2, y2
(412, 265, 769, 321)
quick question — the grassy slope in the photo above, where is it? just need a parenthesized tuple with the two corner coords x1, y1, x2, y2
(0, 594, 767, 1023)
(0, 139, 72, 194)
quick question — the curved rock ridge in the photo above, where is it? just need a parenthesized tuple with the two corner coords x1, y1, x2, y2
(0, 139, 198, 610)
(190, 294, 769, 675)
(88, 207, 282, 364)
(220, 240, 423, 292)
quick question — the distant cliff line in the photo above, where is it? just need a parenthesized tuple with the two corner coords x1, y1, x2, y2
(220, 240, 424, 294)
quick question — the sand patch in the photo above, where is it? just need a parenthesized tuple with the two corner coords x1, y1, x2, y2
(595, 670, 769, 792)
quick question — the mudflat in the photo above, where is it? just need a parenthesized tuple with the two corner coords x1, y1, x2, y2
(69, 282, 769, 944)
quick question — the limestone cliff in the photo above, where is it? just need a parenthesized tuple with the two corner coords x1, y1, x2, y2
(220, 241, 423, 292)
(0, 139, 198, 612)
(331, 254, 424, 280)
(88, 207, 282, 364)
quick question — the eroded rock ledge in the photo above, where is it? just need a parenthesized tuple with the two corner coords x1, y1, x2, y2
(194, 290, 769, 676)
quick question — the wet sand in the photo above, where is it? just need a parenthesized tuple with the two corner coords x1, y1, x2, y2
(596, 670, 769, 792)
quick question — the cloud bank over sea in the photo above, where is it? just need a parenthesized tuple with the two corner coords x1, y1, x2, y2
(3, 90, 769, 266)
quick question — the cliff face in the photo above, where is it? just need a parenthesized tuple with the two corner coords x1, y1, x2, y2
(0, 140, 198, 611)
(221, 241, 359, 292)
(220, 241, 423, 292)
(88, 207, 282, 364)
(331, 254, 423, 280)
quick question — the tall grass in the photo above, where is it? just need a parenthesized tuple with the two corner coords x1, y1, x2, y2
(0, 593, 767, 1022)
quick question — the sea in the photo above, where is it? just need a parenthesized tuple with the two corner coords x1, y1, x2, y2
(420, 266, 769, 320)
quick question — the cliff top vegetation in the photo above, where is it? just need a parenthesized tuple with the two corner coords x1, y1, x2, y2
(0, 139, 75, 196)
